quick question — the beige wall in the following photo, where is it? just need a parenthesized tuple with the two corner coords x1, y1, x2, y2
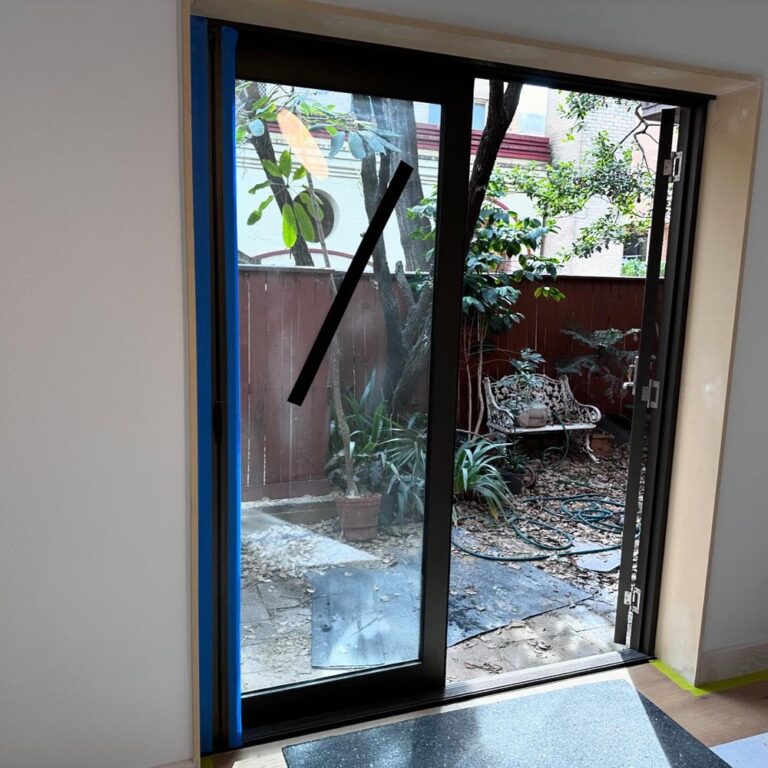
(0, 2, 192, 767)
(655, 85, 761, 683)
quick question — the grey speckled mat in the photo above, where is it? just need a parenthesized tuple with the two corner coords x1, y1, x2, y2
(283, 680, 729, 768)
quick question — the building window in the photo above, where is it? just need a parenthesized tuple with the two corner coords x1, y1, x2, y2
(429, 101, 485, 130)
(472, 102, 486, 130)
(427, 103, 441, 125)
(623, 233, 648, 259)
(518, 112, 546, 135)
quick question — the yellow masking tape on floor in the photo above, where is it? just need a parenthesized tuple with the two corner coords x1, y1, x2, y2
(651, 659, 768, 696)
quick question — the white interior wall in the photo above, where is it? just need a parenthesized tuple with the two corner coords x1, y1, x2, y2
(0, 2, 191, 767)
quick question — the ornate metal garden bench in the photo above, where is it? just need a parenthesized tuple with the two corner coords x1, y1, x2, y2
(483, 374, 602, 462)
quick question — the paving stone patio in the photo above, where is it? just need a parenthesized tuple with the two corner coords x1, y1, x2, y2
(241, 557, 622, 692)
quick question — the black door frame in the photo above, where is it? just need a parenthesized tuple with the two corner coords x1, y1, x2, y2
(203, 18, 711, 749)
(230, 24, 476, 741)
(630, 106, 708, 653)
(614, 108, 677, 644)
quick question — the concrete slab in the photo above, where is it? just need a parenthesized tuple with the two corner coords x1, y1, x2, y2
(571, 540, 622, 572)
(243, 511, 378, 573)
(257, 579, 305, 611)
(241, 584, 270, 622)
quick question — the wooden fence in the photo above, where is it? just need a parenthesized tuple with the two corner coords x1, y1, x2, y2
(473, 276, 650, 421)
(239, 266, 650, 501)
(239, 266, 389, 501)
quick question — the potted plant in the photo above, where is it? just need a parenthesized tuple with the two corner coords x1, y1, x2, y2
(495, 439, 535, 495)
(590, 429, 615, 458)
(326, 378, 398, 541)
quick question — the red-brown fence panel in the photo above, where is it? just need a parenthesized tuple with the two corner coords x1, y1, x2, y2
(240, 268, 650, 500)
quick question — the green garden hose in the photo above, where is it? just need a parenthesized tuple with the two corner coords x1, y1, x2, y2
(452, 491, 639, 563)
(454, 410, 637, 563)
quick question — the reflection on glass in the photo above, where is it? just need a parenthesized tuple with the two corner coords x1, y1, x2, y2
(448, 84, 672, 685)
(235, 80, 440, 693)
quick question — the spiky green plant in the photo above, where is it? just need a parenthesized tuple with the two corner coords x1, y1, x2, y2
(452, 436, 512, 521)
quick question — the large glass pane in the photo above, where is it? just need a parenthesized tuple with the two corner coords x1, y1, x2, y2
(447, 81, 672, 684)
(235, 81, 441, 693)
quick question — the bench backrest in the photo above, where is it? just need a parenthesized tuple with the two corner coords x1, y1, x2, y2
(484, 374, 600, 426)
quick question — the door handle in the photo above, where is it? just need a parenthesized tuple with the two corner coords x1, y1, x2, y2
(623, 355, 639, 395)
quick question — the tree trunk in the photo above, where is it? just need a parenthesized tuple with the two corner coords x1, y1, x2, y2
(462, 81, 522, 426)
(352, 94, 407, 404)
(380, 98, 430, 271)
(473, 321, 487, 434)
(391, 282, 433, 415)
(465, 81, 523, 252)
(305, 170, 359, 495)
(349, 84, 523, 418)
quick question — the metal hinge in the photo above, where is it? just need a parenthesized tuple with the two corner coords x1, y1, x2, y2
(641, 379, 661, 409)
(624, 586, 642, 615)
(663, 151, 684, 182)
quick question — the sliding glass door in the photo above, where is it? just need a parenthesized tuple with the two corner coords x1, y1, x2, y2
(231, 28, 473, 739)
(195, 18, 709, 752)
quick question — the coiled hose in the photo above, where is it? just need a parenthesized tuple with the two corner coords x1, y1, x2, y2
(452, 491, 637, 563)
(453, 417, 639, 562)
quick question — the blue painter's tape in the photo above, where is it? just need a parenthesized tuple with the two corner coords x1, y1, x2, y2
(219, 24, 242, 748)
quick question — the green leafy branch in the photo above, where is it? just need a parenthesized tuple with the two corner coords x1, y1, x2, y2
(505, 128, 654, 261)
(245, 148, 325, 248)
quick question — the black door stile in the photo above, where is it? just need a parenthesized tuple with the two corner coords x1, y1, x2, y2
(613, 109, 676, 645)
(629, 105, 708, 654)
(230, 26, 476, 738)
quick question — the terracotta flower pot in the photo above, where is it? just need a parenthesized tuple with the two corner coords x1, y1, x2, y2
(335, 493, 381, 542)
(500, 468, 524, 495)
(590, 431, 615, 458)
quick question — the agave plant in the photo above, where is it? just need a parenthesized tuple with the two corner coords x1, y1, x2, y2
(453, 435, 512, 521)
(381, 412, 428, 524)
(327, 375, 430, 525)
(326, 375, 393, 497)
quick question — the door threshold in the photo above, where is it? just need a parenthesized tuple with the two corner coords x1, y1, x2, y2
(444, 648, 648, 700)
(238, 649, 648, 749)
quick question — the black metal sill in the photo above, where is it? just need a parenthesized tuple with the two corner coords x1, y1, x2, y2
(236, 649, 649, 751)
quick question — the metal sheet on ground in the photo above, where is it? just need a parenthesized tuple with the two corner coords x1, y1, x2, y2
(446, 556, 590, 646)
(309, 556, 590, 669)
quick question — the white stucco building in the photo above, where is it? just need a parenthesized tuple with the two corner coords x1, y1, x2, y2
(235, 83, 651, 277)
